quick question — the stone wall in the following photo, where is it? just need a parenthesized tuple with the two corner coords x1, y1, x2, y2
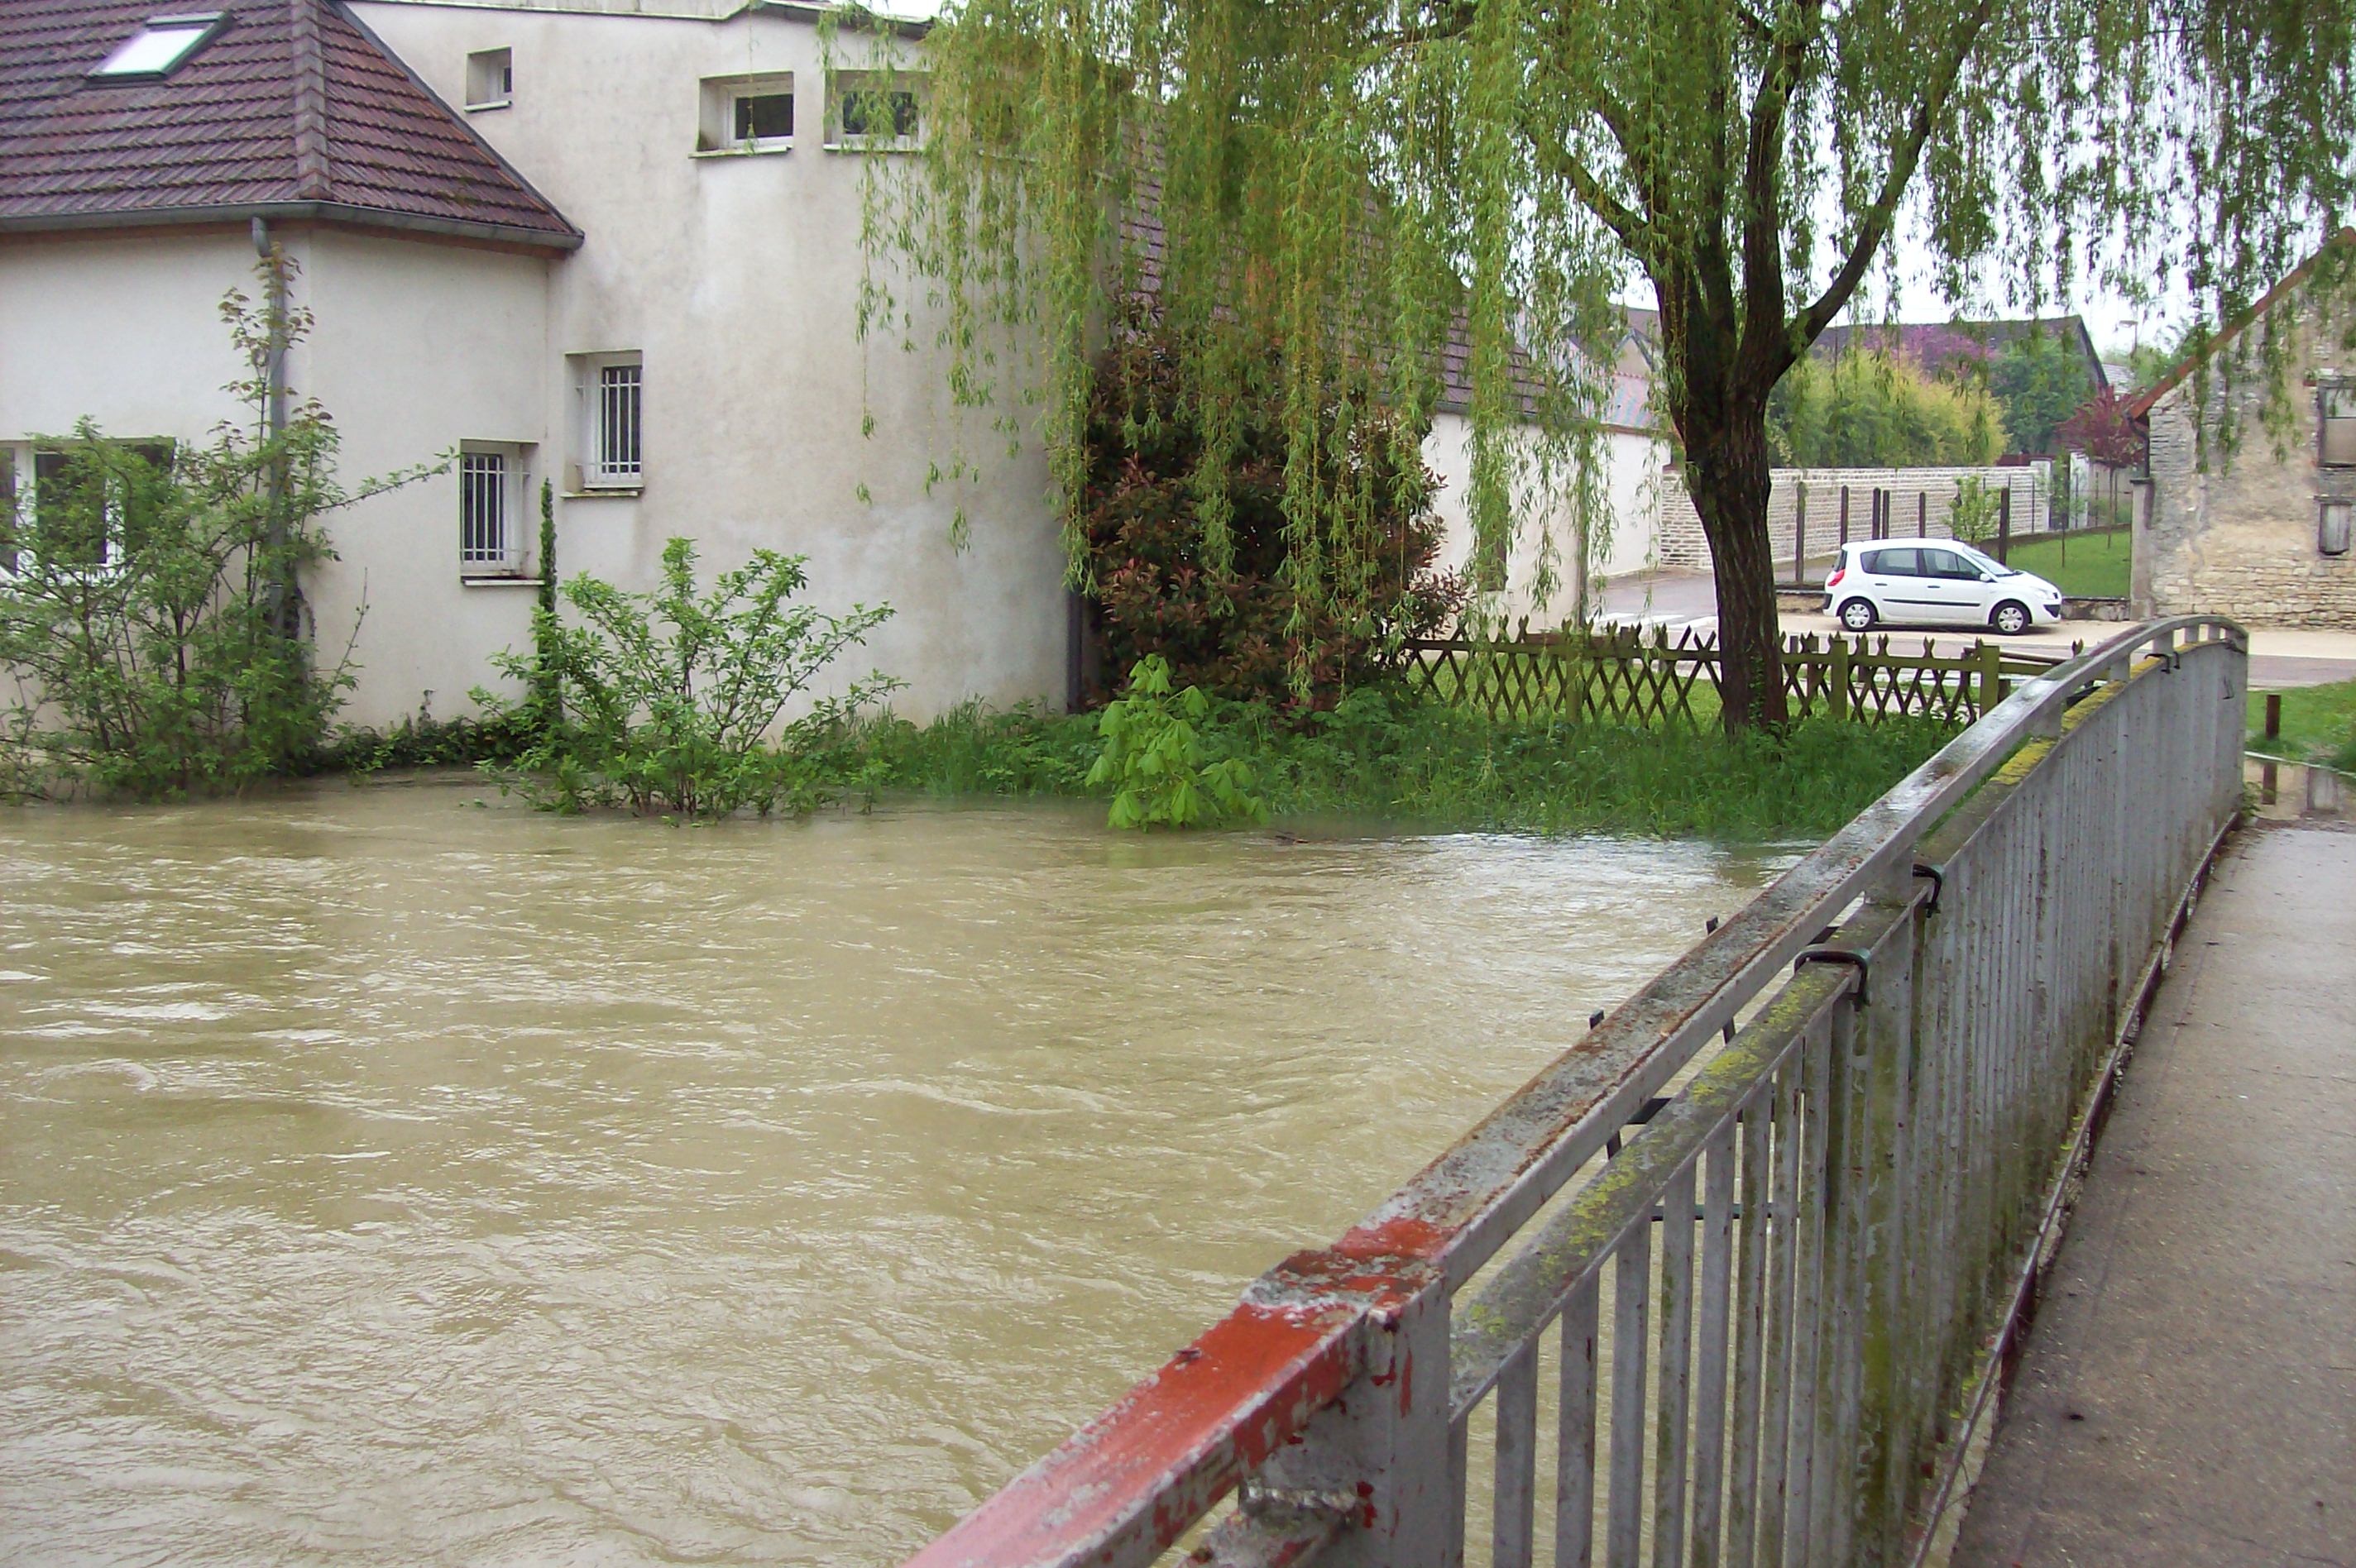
(1659, 464, 2054, 574)
(2139, 290, 2356, 629)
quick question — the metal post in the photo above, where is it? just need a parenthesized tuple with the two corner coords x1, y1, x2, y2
(1840, 486, 1852, 547)
(1996, 487, 2012, 563)
(2264, 693, 2281, 740)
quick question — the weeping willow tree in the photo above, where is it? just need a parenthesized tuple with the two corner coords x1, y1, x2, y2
(859, 0, 2354, 729)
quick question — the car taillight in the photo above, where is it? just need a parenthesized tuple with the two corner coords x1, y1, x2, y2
(1827, 566, 1846, 587)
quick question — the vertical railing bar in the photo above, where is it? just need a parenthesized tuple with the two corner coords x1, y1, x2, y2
(1607, 1226, 1653, 1568)
(1493, 1341, 1540, 1568)
(1724, 1088, 1774, 1568)
(1780, 1018, 1832, 1568)
(1449, 1409, 1471, 1568)
(1688, 1126, 1738, 1567)
(1557, 1277, 1602, 1568)
(1653, 1163, 1698, 1568)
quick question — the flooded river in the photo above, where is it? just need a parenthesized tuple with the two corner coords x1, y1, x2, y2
(1, 784, 1793, 1566)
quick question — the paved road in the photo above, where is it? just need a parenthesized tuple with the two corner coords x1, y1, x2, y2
(1951, 827, 2356, 1568)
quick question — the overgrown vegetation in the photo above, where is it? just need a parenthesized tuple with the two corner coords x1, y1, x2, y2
(0, 256, 425, 801)
(1080, 318, 1463, 705)
(477, 538, 900, 819)
(839, 686, 1956, 841)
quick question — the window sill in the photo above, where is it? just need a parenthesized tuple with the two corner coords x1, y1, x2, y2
(563, 485, 642, 499)
(462, 574, 544, 588)
(466, 98, 511, 113)
(692, 143, 792, 158)
(821, 141, 921, 155)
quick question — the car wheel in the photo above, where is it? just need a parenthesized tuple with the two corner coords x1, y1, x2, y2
(1838, 597, 1875, 633)
(1991, 600, 2031, 636)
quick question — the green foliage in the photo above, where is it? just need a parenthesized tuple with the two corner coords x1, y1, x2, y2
(326, 705, 544, 775)
(874, 0, 2353, 731)
(1987, 334, 2095, 457)
(479, 537, 901, 819)
(1083, 656, 1269, 829)
(0, 256, 423, 801)
(1948, 475, 2000, 547)
(833, 682, 1955, 840)
(1768, 351, 2007, 468)
(1083, 317, 1465, 706)
(529, 478, 562, 729)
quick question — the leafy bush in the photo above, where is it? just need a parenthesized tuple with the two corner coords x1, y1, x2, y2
(0, 257, 421, 800)
(481, 537, 899, 818)
(1083, 656, 1267, 829)
(1080, 316, 1464, 710)
(1768, 350, 2008, 467)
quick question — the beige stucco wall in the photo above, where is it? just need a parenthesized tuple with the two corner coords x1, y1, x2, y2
(2138, 293, 2356, 629)
(1425, 412, 1666, 629)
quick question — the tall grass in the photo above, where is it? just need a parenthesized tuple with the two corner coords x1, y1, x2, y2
(836, 690, 1957, 841)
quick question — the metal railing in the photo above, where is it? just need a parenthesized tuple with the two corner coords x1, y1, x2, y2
(907, 617, 2247, 1568)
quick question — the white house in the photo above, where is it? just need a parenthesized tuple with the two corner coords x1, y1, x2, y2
(2, 0, 1067, 730)
(2, 0, 1649, 730)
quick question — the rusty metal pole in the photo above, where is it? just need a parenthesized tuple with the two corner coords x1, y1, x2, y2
(2264, 693, 2282, 741)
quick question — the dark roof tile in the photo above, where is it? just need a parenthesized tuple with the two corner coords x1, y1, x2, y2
(0, 0, 578, 246)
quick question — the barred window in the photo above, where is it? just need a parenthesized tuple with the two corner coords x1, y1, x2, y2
(596, 362, 641, 483)
(460, 449, 512, 571)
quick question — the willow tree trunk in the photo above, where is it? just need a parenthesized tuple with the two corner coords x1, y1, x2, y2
(1683, 416, 1789, 734)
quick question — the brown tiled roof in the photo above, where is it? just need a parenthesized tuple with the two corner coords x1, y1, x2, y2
(0, 0, 579, 249)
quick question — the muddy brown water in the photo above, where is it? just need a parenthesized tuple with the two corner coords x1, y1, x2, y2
(0, 782, 1794, 1566)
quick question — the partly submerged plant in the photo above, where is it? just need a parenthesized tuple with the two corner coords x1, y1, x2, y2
(1085, 656, 1268, 829)
(481, 537, 900, 819)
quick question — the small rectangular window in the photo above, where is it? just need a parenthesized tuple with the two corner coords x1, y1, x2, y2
(698, 72, 793, 152)
(2322, 384, 2355, 467)
(466, 47, 512, 110)
(459, 448, 517, 572)
(735, 91, 794, 143)
(830, 69, 922, 150)
(570, 355, 644, 488)
(2323, 499, 2353, 557)
(598, 365, 641, 482)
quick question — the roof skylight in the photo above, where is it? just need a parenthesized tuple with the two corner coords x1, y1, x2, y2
(91, 12, 227, 79)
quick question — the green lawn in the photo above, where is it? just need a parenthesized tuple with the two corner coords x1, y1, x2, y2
(2247, 677, 2356, 770)
(1999, 528, 2131, 600)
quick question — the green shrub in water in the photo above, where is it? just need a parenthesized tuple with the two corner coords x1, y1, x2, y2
(1085, 657, 1269, 829)
(479, 538, 899, 819)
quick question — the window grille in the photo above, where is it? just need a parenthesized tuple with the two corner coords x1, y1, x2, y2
(460, 451, 510, 568)
(597, 364, 642, 482)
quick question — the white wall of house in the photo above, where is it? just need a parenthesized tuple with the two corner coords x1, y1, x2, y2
(352, 0, 1067, 728)
(1424, 411, 1665, 629)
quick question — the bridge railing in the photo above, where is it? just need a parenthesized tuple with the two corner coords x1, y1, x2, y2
(907, 616, 2248, 1568)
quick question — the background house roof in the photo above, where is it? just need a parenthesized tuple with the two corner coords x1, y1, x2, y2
(0, 0, 579, 249)
(1814, 313, 2107, 387)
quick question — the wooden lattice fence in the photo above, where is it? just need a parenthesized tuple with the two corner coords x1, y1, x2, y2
(1400, 624, 2064, 727)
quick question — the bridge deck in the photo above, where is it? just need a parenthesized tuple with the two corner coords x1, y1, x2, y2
(1953, 826, 2356, 1568)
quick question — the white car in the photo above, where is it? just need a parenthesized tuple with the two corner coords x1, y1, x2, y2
(1821, 540, 2066, 635)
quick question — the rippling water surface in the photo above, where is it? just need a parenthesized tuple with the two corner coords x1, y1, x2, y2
(0, 783, 1794, 1566)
